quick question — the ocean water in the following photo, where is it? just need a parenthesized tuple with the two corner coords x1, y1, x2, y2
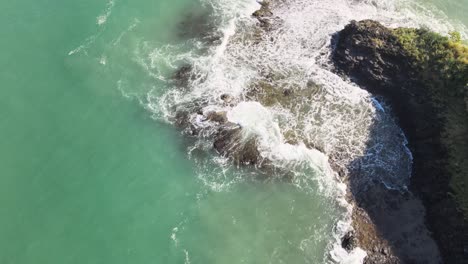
(0, 0, 466, 264)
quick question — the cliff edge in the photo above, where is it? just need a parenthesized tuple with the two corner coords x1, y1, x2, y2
(332, 20, 468, 263)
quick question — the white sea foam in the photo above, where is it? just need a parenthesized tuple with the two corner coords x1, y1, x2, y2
(227, 101, 329, 174)
(97, 0, 115, 26)
(68, 33, 101, 56)
(68, 0, 117, 56)
(144, 0, 466, 263)
(171, 227, 179, 247)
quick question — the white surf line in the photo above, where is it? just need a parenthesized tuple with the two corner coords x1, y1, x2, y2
(68, 33, 101, 56)
(68, 0, 117, 56)
(97, 0, 116, 26)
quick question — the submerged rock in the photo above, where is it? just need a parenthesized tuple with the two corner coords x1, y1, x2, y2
(205, 111, 228, 124)
(246, 78, 319, 108)
(173, 65, 193, 88)
(177, 6, 222, 44)
(172, 97, 209, 135)
(213, 124, 261, 166)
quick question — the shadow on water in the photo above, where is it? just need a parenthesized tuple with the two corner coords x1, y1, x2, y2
(346, 114, 442, 264)
(175, 2, 222, 44)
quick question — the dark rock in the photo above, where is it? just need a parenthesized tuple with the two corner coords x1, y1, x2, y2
(252, 1, 273, 18)
(381, 247, 389, 256)
(206, 111, 228, 124)
(342, 231, 358, 252)
(220, 94, 231, 101)
(172, 98, 208, 132)
(332, 20, 417, 97)
(174, 109, 191, 128)
(283, 88, 292, 96)
(213, 124, 261, 166)
(173, 65, 193, 88)
(174, 109, 199, 136)
(252, 1, 281, 32)
(220, 94, 235, 105)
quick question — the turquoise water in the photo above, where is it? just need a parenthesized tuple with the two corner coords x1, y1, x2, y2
(0, 0, 466, 263)
(0, 1, 200, 263)
(0, 1, 338, 263)
(421, 0, 468, 26)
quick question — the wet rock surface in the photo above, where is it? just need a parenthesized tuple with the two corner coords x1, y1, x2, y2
(252, 1, 274, 30)
(172, 65, 194, 88)
(251, 0, 283, 38)
(169, 2, 291, 173)
(333, 20, 467, 263)
(213, 124, 261, 166)
(342, 231, 358, 252)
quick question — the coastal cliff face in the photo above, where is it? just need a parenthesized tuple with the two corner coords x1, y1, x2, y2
(332, 20, 468, 263)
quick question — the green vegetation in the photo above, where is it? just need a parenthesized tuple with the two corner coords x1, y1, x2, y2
(393, 28, 468, 218)
(449, 31, 462, 43)
(393, 28, 467, 91)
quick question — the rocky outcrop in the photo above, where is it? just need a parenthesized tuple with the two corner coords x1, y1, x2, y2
(169, 88, 265, 168)
(252, 1, 275, 31)
(332, 20, 468, 264)
(213, 124, 261, 166)
(172, 8, 468, 263)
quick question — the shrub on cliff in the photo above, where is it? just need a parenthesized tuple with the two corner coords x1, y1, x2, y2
(393, 27, 468, 218)
(393, 28, 467, 97)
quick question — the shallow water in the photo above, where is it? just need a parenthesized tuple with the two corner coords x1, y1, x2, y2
(418, 0, 468, 27)
(0, 0, 466, 263)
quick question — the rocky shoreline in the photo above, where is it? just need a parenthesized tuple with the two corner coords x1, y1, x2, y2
(249, 5, 468, 263)
(332, 20, 467, 263)
(249, 4, 460, 263)
(172, 2, 467, 263)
